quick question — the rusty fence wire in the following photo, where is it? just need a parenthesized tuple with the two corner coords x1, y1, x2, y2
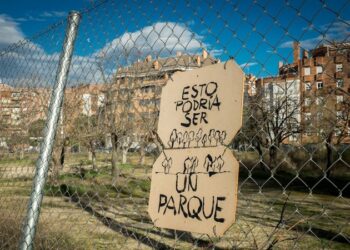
(0, 0, 350, 249)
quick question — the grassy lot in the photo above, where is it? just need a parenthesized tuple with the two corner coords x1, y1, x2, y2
(0, 150, 349, 249)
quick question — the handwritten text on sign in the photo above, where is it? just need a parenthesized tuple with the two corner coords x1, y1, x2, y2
(175, 82, 221, 127)
(157, 60, 244, 147)
(148, 147, 239, 236)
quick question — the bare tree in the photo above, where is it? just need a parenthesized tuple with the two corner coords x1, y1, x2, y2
(317, 89, 350, 178)
(97, 55, 137, 186)
(253, 82, 302, 169)
(71, 113, 104, 171)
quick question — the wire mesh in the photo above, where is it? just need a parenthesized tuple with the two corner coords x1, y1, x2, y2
(0, 0, 350, 249)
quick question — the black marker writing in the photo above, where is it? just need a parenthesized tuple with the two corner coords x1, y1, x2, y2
(175, 82, 221, 127)
(158, 194, 226, 223)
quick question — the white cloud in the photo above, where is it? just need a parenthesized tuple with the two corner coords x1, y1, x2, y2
(279, 20, 350, 50)
(95, 22, 205, 63)
(209, 49, 223, 57)
(40, 11, 67, 18)
(239, 62, 257, 68)
(11, 11, 66, 24)
(0, 21, 209, 87)
(0, 14, 24, 49)
(279, 36, 324, 50)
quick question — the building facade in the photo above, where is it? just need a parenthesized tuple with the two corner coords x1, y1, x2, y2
(0, 50, 219, 149)
(256, 41, 350, 145)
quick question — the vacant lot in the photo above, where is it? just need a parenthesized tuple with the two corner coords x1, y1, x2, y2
(0, 151, 349, 249)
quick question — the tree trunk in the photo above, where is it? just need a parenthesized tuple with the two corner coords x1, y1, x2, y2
(20, 147, 24, 160)
(111, 133, 119, 186)
(59, 143, 66, 170)
(122, 148, 128, 164)
(51, 150, 60, 184)
(325, 138, 333, 179)
(139, 142, 145, 166)
(90, 140, 97, 171)
(254, 139, 267, 172)
(269, 144, 278, 171)
(92, 150, 97, 171)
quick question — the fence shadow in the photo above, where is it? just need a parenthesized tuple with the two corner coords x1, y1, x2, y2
(239, 167, 350, 198)
(59, 184, 228, 249)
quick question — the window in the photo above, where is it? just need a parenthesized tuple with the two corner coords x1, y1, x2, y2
(128, 113, 134, 121)
(306, 128, 312, 136)
(13, 107, 20, 113)
(335, 128, 341, 136)
(289, 134, 298, 142)
(336, 64, 343, 72)
(141, 112, 150, 119)
(119, 88, 128, 95)
(304, 97, 311, 106)
(316, 66, 323, 74)
(155, 86, 162, 95)
(151, 111, 160, 118)
(336, 79, 344, 88)
(82, 94, 91, 116)
(305, 112, 312, 121)
(337, 95, 344, 104)
(304, 67, 311, 76)
(337, 111, 343, 120)
(155, 99, 161, 107)
(305, 82, 311, 91)
(317, 81, 323, 89)
(11, 92, 20, 98)
(316, 97, 324, 105)
(127, 102, 132, 109)
(141, 85, 156, 93)
(317, 112, 323, 121)
(97, 94, 105, 107)
(318, 128, 324, 136)
(139, 99, 145, 106)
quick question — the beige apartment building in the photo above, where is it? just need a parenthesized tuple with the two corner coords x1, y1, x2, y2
(0, 83, 50, 148)
(0, 50, 219, 148)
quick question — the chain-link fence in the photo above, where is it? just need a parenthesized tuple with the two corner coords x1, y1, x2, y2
(0, 0, 349, 249)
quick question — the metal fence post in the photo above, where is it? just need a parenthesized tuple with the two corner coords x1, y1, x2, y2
(19, 11, 81, 250)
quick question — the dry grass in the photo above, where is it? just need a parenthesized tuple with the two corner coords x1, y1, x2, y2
(0, 151, 349, 249)
(0, 210, 83, 250)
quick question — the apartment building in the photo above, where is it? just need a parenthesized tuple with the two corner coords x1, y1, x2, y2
(256, 41, 350, 145)
(58, 50, 218, 148)
(0, 83, 50, 148)
(115, 50, 219, 124)
(299, 42, 350, 143)
(0, 50, 218, 150)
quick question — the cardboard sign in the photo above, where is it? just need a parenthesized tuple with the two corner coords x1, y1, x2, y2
(148, 146, 239, 236)
(157, 60, 244, 148)
(149, 60, 244, 236)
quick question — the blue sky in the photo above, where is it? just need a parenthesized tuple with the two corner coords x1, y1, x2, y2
(0, 0, 349, 86)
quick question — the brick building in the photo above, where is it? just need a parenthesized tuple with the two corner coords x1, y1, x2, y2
(256, 41, 350, 145)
